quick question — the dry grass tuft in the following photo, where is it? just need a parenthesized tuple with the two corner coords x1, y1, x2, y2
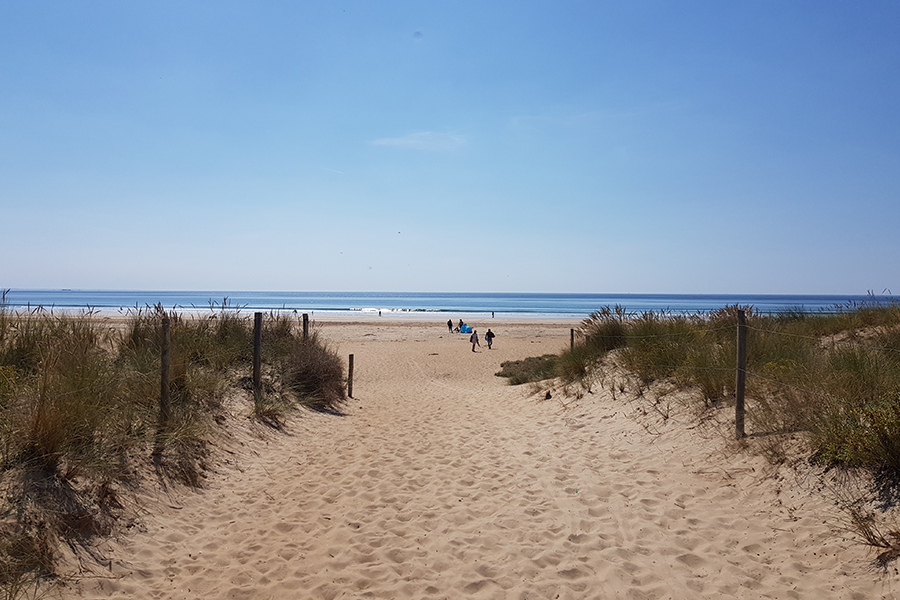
(495, 355, 559, 385)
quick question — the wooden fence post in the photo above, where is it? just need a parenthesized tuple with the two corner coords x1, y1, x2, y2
(735, 309, 747, 439)
(303, 313, 309, 341)
(160, 316, 171, 427)
(348, 354, 354, 399)
(571, 328, 575, 351)
(253, 312, 262, 397)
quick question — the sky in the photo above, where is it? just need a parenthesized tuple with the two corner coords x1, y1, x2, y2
(2, 1, 899, 295)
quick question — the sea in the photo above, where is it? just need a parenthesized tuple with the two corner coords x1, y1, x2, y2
(2, 290, 895, 320)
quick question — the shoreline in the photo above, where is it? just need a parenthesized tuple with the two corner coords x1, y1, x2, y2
(310, 314, 584, 325)
(4, 289, 895, 320)
(5, 308, 586, 329)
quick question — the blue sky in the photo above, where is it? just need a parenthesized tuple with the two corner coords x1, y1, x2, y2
(2, 1, 899, 294)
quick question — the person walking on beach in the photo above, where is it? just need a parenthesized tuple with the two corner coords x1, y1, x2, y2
(470, 330, 480, 352)
(485, 329, 495, 349)
(447, 319, 453, 333)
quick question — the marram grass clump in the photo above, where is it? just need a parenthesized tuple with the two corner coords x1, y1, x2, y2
(496, 355, 559, 385)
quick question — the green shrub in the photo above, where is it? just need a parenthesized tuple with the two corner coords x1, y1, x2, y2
(496, 355, 559, 385)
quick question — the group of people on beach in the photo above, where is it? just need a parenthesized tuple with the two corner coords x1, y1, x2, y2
(447, 319, 494, 351)
(470, 329, 494, 352)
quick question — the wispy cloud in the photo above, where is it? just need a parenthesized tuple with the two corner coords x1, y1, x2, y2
(370, 131, 465, 152)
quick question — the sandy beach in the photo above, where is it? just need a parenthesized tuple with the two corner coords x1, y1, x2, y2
(67, 319, 898, 599)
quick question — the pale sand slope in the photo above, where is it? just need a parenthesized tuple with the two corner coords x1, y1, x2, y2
(74, 320, 899, 599)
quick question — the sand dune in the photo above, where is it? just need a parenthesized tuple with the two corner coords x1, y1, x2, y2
(71, 320, 897, 599)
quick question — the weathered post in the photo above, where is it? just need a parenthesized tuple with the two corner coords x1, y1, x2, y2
(348, 354, 354, 399)
(302, 313, 309, 341)
(735, 309, 747, 439)
(160, 316, 171, 427)
(571, 328, 575, 351)
(253, 312, 262, 397)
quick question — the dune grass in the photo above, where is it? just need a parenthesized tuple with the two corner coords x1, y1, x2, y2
(495, 355, 559, 385)
(0, 300, 345, 598)
(536, 301, 900, 559)
(497, 300, 900, 554)
(550, 302, 900, 468)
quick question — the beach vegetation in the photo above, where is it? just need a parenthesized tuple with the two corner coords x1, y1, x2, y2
(0, 301, 345, 598)
(547, 300, 900, 557)
(496, 355, 559, 385)
(554, 301, 900, 467)
(282, 331, 346, 413)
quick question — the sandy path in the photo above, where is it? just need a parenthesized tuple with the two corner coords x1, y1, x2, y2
(74, 321, 898, 599)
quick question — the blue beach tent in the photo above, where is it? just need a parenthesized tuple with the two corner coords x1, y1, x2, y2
(460, 324, 472, 333)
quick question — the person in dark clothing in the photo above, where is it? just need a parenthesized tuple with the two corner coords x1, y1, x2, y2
(485, 329, 495, 349)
